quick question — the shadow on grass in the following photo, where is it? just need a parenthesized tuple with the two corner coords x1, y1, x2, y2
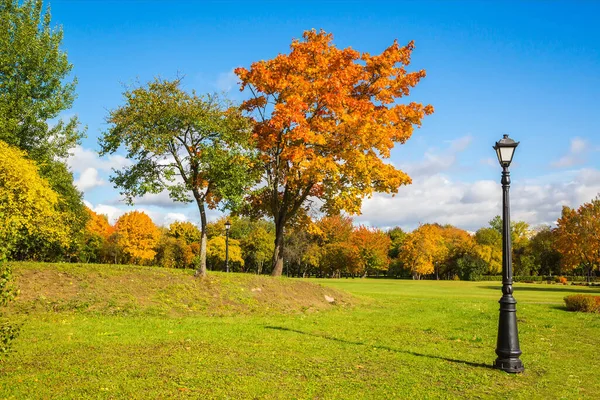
(478, 285, 600, 294)
(264, 326, 494, 370)
(549, 305, 569, 311)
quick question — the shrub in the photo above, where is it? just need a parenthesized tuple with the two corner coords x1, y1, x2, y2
(564, 295, 600, 313)
(556, 276, 568, 285)
(478, 275, 503, 281)
(456, 255, 486, 281)
(0, 262, 19, 357)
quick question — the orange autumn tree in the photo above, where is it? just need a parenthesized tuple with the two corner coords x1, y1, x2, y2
(235, 29, 433, 276)
(80, 207, 115, 263)
(315, 215, 358, 277)
(85, 208, 114, 239)
(114, 211, 160, 264)
(555, 197, 600, 282)
(351, 226, 391, 277)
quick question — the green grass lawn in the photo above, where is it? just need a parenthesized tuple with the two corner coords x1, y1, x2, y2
(1, 263, 599, 399)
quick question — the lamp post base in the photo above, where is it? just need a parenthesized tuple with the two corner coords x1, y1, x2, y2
(494, 292, 524, 374)
(494, 357, 524, 373)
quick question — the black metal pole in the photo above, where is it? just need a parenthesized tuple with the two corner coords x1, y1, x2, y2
(494, 166, 524, 373)
(225, 229, 230, 273)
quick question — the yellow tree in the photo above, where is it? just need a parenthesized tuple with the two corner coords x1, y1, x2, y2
(555, 198, 600, 281)
(167, 221, 201, 244)
(0, 140, 69, 260)
(236, 29, 433, 276)
(114, 211, 160, 264)
(314, 215, 358, 277)
(439, 225, 474, 279)
(399, 224, 446, 279)
(206, 236, 244, 271)
(474, 227, 503, 274)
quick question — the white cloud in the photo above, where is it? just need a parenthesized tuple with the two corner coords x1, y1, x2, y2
(356, 167, 600, 232)
(215, 69, 238, 92)
(67, 145, 131, 174)
(164, 213, 188, 225)
(127, 191, 190, 209)
(401, 135, 472, 178)
(86, 201, 195, 227)
(74, 167, 105, 191)
(480, 157, 497, 167)
(552, 137, 588, 168)
(88, 204, 125, 224)
(448, 136, 473, 152)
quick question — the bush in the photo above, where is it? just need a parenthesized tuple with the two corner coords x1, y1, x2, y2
(0, 262, 19, 357)
(556, 276, 568, 285)
(565, 276, 600, 283)
(564, 295, 600, 313)
(457, 255, 486, 281)
(478, 275, 503, 281)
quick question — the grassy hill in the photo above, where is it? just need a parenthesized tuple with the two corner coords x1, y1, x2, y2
(8, 262, 354, 317)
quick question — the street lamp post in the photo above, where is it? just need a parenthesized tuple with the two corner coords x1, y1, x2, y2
(493, 134, 524, 373)
(225, 220, 231, 273)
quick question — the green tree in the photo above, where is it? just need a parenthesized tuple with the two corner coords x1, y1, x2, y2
(529, 226, 561, 276)
(489, 215, 503, 234)
(387, 227, 408, 277)
(242, 226, 275, 275)
(388, 227, 407, 259)
(1, 0, 88, 261)
(0, 261, 19, 358)
(167, 221, 201, 245)
(100, 78, 258, 277)
(0, 0, 82, 160)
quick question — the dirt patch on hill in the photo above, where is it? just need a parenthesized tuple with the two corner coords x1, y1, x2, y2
(8, 263, 354, 317)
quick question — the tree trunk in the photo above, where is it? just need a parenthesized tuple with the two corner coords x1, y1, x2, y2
(194, 202, 208, 278)
(271, 220, 284, 276)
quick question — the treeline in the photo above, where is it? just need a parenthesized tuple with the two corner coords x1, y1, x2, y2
(33, 197, 597, 281)
(2, 131, 599, 280)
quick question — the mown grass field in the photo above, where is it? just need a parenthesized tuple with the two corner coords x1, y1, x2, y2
(1, 262, 599, 399)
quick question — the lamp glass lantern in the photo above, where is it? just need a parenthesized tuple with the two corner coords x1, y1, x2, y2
(493, 134, 519, 167)
(225, 221, 231, 232)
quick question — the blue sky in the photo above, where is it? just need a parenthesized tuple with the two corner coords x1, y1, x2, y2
(50, 0, 600, 231)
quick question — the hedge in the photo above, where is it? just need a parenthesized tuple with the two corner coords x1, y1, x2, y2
(564, 295, 600, 313)
(476, 275, 600, 282)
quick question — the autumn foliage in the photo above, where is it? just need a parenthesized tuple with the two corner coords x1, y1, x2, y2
(399, 224, 447, 279)
(236, 29, 433, 276)
(85, 208, 114, 239)
(555, 198, 600, 281)
(114, 211, 160, 264)
(0, 140, 69, 260)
